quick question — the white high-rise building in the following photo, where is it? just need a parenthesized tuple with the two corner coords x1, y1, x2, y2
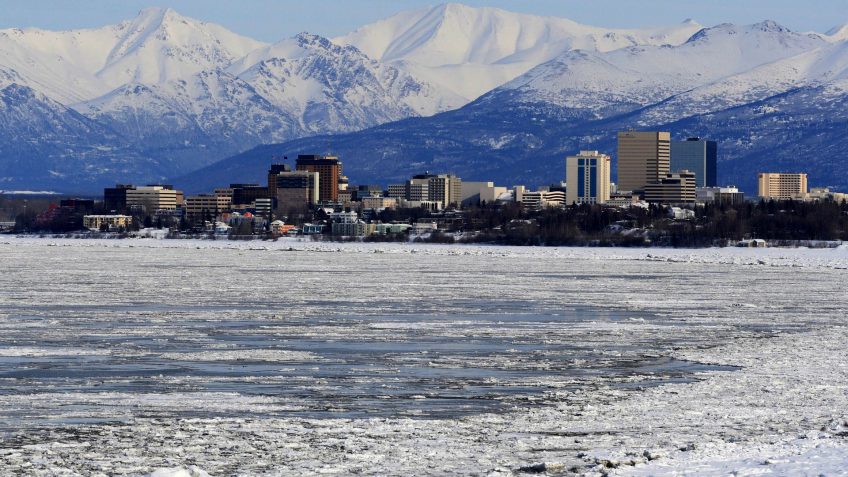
(403, 173, 462, 209)
(565, 151, 611, 205)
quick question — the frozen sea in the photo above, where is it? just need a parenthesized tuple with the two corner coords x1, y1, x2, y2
(0, 237, 846, 476)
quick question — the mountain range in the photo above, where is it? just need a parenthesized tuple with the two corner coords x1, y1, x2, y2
(1, 4, 847, 194)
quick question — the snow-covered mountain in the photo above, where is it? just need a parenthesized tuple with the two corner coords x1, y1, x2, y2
(228, 32, 464, 133)
(2, 3, 848, 193)
(184, 19, 848, 196)
(487, 21, 827, 117)
(0, 84, 175, 190)
(0, 8, 265, 104)
(0, 7, 463, 190)
(337, 3, 704, 101)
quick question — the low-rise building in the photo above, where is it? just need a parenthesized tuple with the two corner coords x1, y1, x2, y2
(794, 187, 848, 203)
(696, 186, 745, 205)
(254, 198, 273, 217)
(460, 181, 509, 207)
(411, 221, 438, 235)
(606, 193, 640, 207)
(361, 196, 398, 210)
(329, 212, 374, 236)
(354, 185, 384, 201)
(185, 194, 231, 222)
(269, 220, 295, 236)
(643, 171, 696, 204)
(332, 220, 375, 236)
(83, 215, 132, 231)
(374, 223, 412, 235)
(302, 223, 325, 235)
(737, 239, 767, 248)
(338, 189, 353, 205)
(668, 207, 695, 219)
(519, 189, 566, 210)
(399, 199, 442, 211)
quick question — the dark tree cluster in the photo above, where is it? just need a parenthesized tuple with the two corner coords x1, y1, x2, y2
(457, 199, 848, 247)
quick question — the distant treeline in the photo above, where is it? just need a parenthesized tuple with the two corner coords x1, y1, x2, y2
(451, 200, 848, 247)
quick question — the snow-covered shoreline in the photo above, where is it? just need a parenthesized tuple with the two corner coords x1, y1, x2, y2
(4, 234, 848, 269)
(0, 238, 845, 475)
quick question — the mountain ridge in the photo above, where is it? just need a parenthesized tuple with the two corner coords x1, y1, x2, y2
(1, 4, 847, 193)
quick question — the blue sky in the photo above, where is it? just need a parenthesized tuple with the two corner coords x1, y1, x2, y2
(1, 0, 846, 41)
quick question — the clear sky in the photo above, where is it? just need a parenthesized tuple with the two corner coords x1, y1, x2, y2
(1, 0, 847, 41)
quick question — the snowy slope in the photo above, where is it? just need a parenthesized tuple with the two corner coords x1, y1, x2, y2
(0, 29, 108, 103)
(229, 33, 464, 132)
(3, 4, 848, 193)
(77, 70, 301, 165)
(0, 6, 456, 128)
(825, 23, 848, 42)
(93, 7, 266, 89)
(189, 22, 848, 195)
(337, 3, 704, 100)
(635, 38, 848, 124)
(0, 84, 171, 190)
(493, 21, 827, 115)
(0, 8, 265, 104)
(0, 7, 463, 188)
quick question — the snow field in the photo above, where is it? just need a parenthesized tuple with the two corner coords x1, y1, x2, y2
(0, 238, 845, 475)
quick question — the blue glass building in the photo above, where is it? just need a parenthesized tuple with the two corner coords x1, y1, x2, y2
(670, 137, 717, 187)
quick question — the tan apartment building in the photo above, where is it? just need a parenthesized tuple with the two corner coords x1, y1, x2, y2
(617, 131, 671, 193)
(185, 194, 232, 222)
(758, 173, 808, 199)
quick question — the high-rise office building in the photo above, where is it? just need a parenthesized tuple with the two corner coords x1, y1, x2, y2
(267, 163, 292, 198)
(125, 185, 180, 212)
(565, 150, 611, 205)
(185, 194, 232, 222)
(230, 184, 269, 206)
(274, 170, 320, 210)
(405, 173, 462, 209)
(295, 155, 341, 202)
(758, 173, 808, 199)
(671, 137, 717, 187)
(617, 131, 671, 193)
(104, 184, 135, 212)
